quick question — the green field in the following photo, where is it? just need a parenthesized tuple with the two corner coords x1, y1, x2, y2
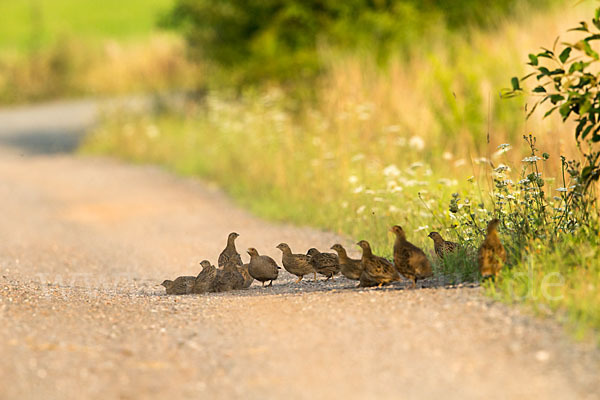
(0, 0, 173, 52)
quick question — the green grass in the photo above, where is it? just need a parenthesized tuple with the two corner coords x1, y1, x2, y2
(0, 0, 174, 53)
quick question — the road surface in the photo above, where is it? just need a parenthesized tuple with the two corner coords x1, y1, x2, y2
(0, 99, 598, 400)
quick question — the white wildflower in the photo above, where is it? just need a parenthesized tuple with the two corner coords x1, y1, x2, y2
(348, 175, 359, 185)
(410, 162, 424, 169)
(522, 156, 542, 163)
(365, 189, 375, 195)
(415, 225, 429, 232)
(341, 201, 349, 208)
(498, 143, 511, 150)
(556, 187, 569, 192)
(474, 157, 489, 164)
(383, 164, 401, 177)
(373, 197, 384, 202)
(389, 205, 400, 213)
(353, 185, 365, 194)
(409, 135, 425, 151)
(454, 159, 466, 167)
(494, 164, 511, 173)
(442, 152, 453, 160)
(356, 205, 366, 214)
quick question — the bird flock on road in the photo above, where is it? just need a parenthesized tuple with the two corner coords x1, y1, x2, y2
(160, 219, 506, 295)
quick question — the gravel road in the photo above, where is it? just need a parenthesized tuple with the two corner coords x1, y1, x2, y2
(0, 100, 598, 400)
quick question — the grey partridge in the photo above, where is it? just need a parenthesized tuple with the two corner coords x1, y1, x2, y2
(247, 248, 280, 287)
(276, 243, 316, 283)
(307, 248, 340, 280)
(356, 240, 399, 287)
(391, 225, 432, 288)
(330, 244, 363, 281)
(218, 232, 243, 267)
(478, 219, 506, 279)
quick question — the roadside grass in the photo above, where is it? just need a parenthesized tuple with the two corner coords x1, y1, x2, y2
(0, 34, 194, 104)
(0, 0, 194, 104)
(81, 4, 600, 342)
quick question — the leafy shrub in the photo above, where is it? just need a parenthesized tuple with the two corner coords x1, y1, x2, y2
(164, 0, 557, 86)
(504, 5, 600, 195)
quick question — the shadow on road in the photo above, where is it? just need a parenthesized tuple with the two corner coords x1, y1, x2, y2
(0, 127, 84, 155)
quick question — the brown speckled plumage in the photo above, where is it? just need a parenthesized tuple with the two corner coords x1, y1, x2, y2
(218, 232, 243, 267)
(237, 263, 254, 288)
(391, 225, 432, 288)
(212, 261, 245, 292)
(428, 232, 459, 259)
(277, 243, 316, 283)
(247, 248, 280, 287)
(192, 260, 217, 294)
(330, 244, 363, 281)
(307, 248, 340, 280)
(478, 219, 506, 279)
(356, 240, 399, 287)
(161, 276, 195, 295)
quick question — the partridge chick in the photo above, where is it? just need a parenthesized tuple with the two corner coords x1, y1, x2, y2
(391, 225, 433, 288)
(307, 248, 340, 280)
(212, 261, 245, 292)
(192, 260, 217, 294)
(247, 248, 280, 287)
(478, 219, 506, 279)
(161, 276, 195, 295)
(276, 243, 316, 283)
(428, 232, 459, 259)
(356, 240, 399, 288)
(237, 263, 254, 288)
(330, 244, 363, 281)
(218, 232, 243, 267)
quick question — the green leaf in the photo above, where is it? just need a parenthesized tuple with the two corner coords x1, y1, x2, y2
(580, 99, 592, 115)
(544, 105, 559, 117)
(585, 34, 600, 41)
(528, 53, 538, 66)
(581, 124, 593, 139)
(550, 94, 564, 104)
(559, 47, 571, 63)
(532, 86, 547, 93)
(569, 22, 589, 32)
(527, 101, 539, 118)
(511, 76, 521, 91)
(577, 40, 599, 60)
(559, 103, 571, 119)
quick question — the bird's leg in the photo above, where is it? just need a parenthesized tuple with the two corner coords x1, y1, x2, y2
(377, 283, 383, 289)
(313, 271, 317, 282)
(267, 280, 273, 287)
(262, 281, 265, 287)
(295, 275, 303, 284)
(410, 279, 417, 289)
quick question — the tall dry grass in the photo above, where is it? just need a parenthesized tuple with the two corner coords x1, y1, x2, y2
(0, 34, 194, 104)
